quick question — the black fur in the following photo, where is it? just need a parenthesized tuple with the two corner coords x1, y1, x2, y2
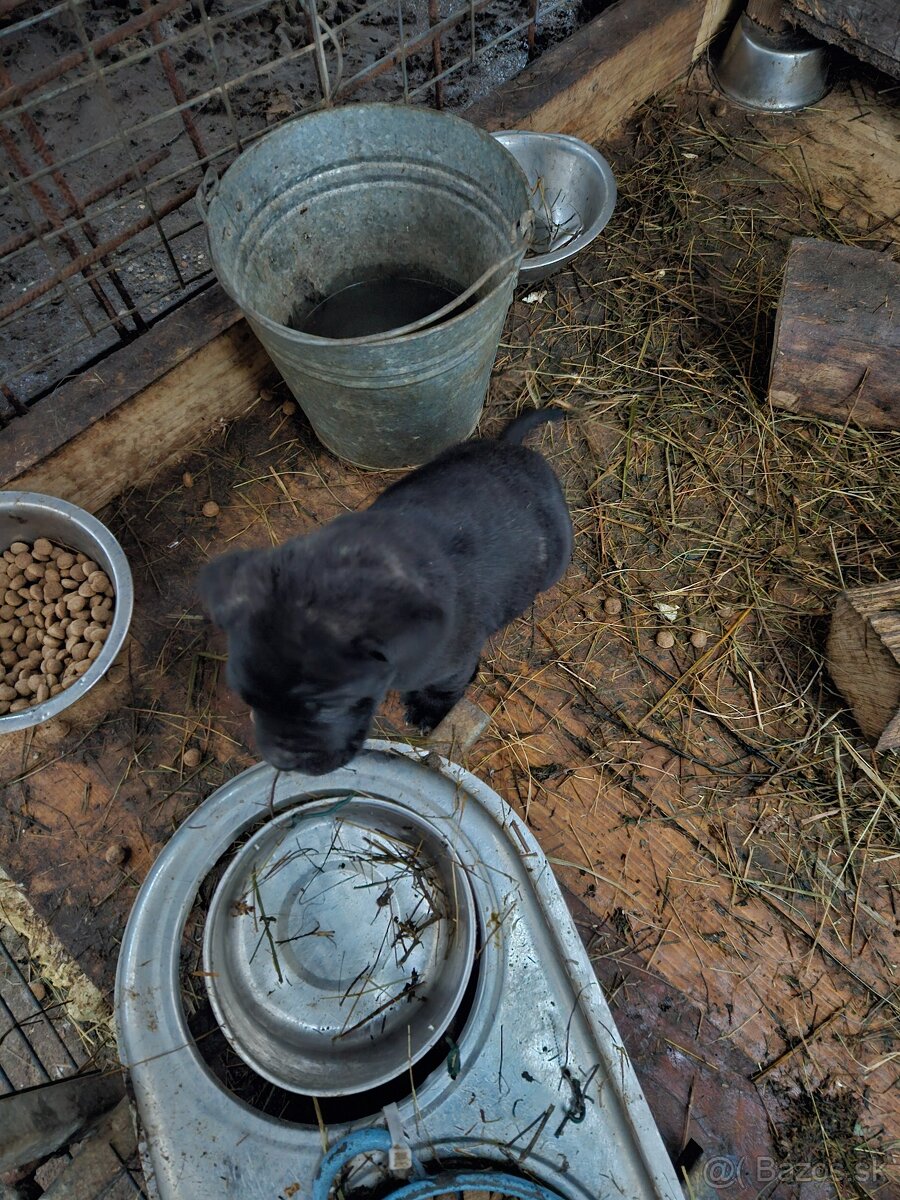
(198, 407, 573, 774)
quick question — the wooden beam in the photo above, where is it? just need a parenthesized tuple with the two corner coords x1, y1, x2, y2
(0, 288, 271, 512)
(768, 238, 900, 430)
(787, 0, 900, 79)
(746, 0, 791, 31)
(827, 581, 900, 753)
(465, 0, 733, 139)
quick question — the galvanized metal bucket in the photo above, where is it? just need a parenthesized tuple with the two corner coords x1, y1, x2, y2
(200, 103, 531, 468)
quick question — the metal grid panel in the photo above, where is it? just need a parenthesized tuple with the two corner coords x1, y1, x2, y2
(0, 928, 146, 1195)
(0, 0, 581, 424)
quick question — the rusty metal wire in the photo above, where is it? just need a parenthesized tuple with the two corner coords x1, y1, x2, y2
(0, 929, 147, 1194)
(0, 0, 580, 422)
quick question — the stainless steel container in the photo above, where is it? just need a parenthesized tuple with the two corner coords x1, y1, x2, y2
(202, 795, 477, 1095)
(712, 13, 829, 111)
(0, 491, 133, 733)
(491, 131, 617, 284)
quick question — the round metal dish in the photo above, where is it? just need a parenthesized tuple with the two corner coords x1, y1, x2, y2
(712, 14, 829, 111)
(202, 794, 476, 1096)
(0, 491, 133, 734)
(492, 131, 617, 284)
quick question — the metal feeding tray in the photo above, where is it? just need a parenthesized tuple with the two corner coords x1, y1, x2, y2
(117, 743, 684, 1199)
(203, 796, 476, 1096)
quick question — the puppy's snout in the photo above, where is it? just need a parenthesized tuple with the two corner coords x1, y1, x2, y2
(263, 745, 354, 775)
(251, 720, 359, 776)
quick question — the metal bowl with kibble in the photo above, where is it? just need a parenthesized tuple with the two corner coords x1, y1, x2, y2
(0, 492, 133, 733)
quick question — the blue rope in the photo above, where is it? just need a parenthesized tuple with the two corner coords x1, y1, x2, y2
(311, 1128, 567, 1200)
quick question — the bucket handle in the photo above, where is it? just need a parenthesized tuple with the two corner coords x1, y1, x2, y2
(350, 208, 534, 344)
(195, 166, 220, 223)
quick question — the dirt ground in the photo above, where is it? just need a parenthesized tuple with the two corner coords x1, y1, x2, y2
(0, 53, 899, 1200)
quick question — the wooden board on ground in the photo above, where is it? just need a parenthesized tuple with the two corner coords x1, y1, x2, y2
(827, 580, 900, 750)
(0, 287, 272, 513)
(768, 238, 900, 429)
(701, 70, 900, 250)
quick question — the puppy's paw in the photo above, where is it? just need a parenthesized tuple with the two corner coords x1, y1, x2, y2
(404, 690, 457, 733)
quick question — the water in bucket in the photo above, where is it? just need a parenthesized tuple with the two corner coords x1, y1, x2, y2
(292, 273, 474, 340)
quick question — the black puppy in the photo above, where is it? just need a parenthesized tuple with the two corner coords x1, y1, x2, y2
(198, 407, 572, 774)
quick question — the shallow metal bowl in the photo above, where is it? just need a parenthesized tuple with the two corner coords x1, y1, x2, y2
(202, 794, 477, 1096)
(492, 130, 617, 283)
(712, 13, 829, 111)
(0, 492, 133, 733)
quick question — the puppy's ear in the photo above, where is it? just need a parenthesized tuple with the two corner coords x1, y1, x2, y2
(198, 549, 267, 629)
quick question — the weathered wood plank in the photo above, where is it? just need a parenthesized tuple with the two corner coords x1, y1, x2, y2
(827, 580, 900, 752)
(768, 238, 900, 429)
(746, 83, 900, 247)
(5, 319, 271, 513)
(788, 0, 900, 78)
(0, 287, 242, 483)
(465, 0, 725, 139)
(746, 0, 789, 31)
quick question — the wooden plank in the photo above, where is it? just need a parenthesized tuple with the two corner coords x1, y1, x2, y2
(788, 0, 900, 78)
(768, 238, 900, 429)
(478, 659, 900, 1150)
(563, 888, 782, 1196)
(693, 0, 739, 59)
(827, 581, 900, 751)
(746, 0, 789, 31)
(0, 286, 247, 484)
(465, 0, 722, 140)
(745, 82, 900, 246)
(5, 320, 271, 513)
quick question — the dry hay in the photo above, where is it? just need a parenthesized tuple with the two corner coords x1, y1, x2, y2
(478, 71, 900, 1194)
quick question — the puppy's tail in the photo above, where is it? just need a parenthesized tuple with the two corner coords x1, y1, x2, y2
(499, 406, 567, 445)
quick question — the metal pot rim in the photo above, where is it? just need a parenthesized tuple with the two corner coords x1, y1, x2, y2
(0, 491, 133, 733)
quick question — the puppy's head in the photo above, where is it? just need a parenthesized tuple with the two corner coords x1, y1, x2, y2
(198, 534, 444, 775)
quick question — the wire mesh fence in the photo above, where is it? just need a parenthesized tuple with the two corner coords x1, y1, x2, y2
(0, 927, 146, 1195)
(0, 0, 585, 425)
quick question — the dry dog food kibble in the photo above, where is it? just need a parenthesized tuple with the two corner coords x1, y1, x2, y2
(0, 539, 115, 717)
